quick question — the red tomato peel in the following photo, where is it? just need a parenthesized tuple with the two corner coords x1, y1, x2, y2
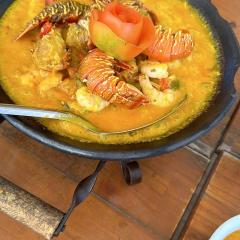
(89, 3, 155, 61)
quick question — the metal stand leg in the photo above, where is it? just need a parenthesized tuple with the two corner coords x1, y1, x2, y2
(0, 115, 5, 124)
(54, 160, 106, 236)
(121, 161, 142, 185)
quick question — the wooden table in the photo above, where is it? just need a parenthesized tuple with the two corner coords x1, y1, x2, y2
(0, 0, 239, 239)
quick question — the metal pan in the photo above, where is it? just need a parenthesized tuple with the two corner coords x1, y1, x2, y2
(0, 1, 239, 238)
(0, 0, 239, 161)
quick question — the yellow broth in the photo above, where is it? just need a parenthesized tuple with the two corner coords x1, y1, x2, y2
(0, 0, 220, 144)
(225, 230, 240, 240)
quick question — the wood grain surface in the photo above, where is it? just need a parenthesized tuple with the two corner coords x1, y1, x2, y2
(0, 121, 207, 240)
(183, 153, 240, 240)
(0, 122, 161, 240)
(222, 104, 240, 158)
(0, 0, 239, 240)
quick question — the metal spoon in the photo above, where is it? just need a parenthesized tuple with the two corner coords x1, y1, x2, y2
(0, 95, 187, 135)
(0, 103, 100, 132)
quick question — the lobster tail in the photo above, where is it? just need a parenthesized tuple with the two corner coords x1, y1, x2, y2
(79, 49, 148, 108)
(16, 1, 90, 40)
(144, 26, 194, 62)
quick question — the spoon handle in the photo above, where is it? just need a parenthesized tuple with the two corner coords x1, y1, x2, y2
(0, 103, 71, 119)
(0, 95, 187, 135)
(0, 103, 100, 132)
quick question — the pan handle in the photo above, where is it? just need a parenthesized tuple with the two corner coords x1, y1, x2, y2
(0, 177, 64, 240)
(0, 116, 65, 240)
(0, 160, 106, 239)
(0, 159, 141, 239)
(0, 115, 105, 238)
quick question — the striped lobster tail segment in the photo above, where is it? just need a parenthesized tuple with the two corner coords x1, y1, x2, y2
(16, 1, 90, 40)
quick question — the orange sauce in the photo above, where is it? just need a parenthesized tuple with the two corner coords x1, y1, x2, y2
(225, 230, 240, 240)
(0, 0, 220, 144)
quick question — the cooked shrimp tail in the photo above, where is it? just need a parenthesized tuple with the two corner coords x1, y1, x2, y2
(76, 86, 110, 112)
(139, 74, 185, 107)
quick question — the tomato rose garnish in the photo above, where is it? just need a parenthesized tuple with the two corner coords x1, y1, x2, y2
(89, 2, 155, 61)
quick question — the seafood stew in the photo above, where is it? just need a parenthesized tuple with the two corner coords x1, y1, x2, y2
(0, 0, 220, 144)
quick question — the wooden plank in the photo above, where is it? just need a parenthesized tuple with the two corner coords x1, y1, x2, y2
(192, 96, 239, 158)
(0, 121, 76, 173)
(0, 212, 43, 240)
(212, 0, 240, 39)
(0, 123, 160, 240)
(188, 102, 238, 158)
(0, 121, 208, 239)
(183, 152, 240, 240)
(66, 149, 207, 239)
(222, 103, 240, 157)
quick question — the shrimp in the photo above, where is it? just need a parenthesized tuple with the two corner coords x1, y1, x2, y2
(76, 86, 109, 112)
(139, 74, 185, 107)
